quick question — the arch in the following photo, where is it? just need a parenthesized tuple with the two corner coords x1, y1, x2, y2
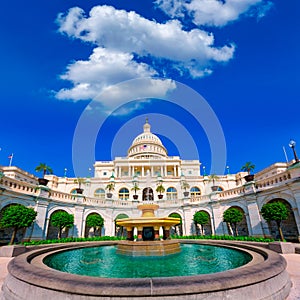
(264, 198, 299, 242)
(94, 188, 105, 199)
(84, 212, 104, 238)
(0, 204, 28, 245)
(70, 188, 77, 194)
(46, 209, 72, 240)
(115, 213, 129, 237)
(118, 187, 129, 200)
(193, 210, 212, 236)
(142, 187, 154, 201)
(224, 206, 249, 236)
(166, 187, 177, 200)
(190, 186, 201, 197)
(168, 212, 183, 236)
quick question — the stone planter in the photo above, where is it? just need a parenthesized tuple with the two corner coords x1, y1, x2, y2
(38, 178, 49, 186)
(107, 192, 113, 198)
(244, 174, 254, 182)
(211, 186, 219, 192)
(75, 188, 83, 194)
(183, 191, 189, 197)
(158, 194, 163, 199)
(133, 195, 138, 200)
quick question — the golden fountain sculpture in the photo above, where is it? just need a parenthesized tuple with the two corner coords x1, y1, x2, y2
(116, 203, 181, 256)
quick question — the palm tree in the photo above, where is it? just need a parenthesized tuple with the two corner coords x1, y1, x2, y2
(35, 163, 53, 186)
(181, 180, 190, 197)
(156, 183, 165, 199)
(131, 183, 140, 199)
(241, 162, 255, 182)
(208, 174, 220, 191)
(74, 177, 86, 194)
(106, 182, 115, 198)
(241, 162, 255, 174)
(35, 163, 53, 177)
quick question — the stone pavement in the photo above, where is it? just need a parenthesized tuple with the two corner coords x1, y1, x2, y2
(0, 255, 299, 299)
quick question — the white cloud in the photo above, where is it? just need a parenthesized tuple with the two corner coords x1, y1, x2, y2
(155, 0, 272, 27)
(56, 47, 157, 101)
(56, 5, 234, 75)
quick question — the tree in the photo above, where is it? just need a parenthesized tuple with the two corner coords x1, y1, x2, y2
(193, 211, 210, 235)
(241, 162, 255, 174)
(156, 184, 165, 195)
(208, 174, 220, 186)
(86, 214, 104, 236)
(223, 208, 243, 236)
(106, 182, 115, 192)
(35, 163, 53, 177)
(0, 204, 37, 244)
(131, 182, 140, 195)
(74, 177, 86, 189)
(181, 181, 190, 191)
(261, 201, 289, 241)
(50, 211, 74, 239)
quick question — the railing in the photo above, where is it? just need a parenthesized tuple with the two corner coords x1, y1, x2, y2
(0, 177, 38, 195)
(255, 172, 292, 191)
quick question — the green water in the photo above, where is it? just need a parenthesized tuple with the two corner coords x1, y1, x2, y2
(43, 244, 252, 278)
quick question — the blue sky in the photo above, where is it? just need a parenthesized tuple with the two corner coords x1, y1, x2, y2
(0, 0, 299, 178)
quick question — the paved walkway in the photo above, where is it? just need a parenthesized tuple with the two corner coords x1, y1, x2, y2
(0, 255, 299, 299)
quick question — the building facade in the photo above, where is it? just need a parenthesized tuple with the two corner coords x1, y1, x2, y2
(0, 120, 300, 243)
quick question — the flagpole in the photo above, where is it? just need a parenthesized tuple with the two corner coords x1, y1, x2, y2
(9, 153, 14, 167)
(282, 146, 288, 163)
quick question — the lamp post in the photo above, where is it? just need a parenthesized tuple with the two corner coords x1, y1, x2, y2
(289, 139, 299, 163)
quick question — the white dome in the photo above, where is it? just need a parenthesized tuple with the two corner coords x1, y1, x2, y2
(127, 119, 167, 158)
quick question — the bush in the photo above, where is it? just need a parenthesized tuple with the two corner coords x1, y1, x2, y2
(170, 234, 276, 243)
(23, 236, 125, 246)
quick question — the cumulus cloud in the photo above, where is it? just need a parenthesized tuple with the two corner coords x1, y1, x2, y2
(155, 0, 272, 27)
(56, 5, 234, 80)
(56, 47, 157, 101)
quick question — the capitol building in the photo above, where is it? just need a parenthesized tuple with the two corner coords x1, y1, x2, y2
(0, 120, 300, 243)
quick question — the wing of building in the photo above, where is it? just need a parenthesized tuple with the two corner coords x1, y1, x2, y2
(0, 119, 300, 243)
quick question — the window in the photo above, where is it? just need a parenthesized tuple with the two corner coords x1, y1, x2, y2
(166, 187, 177, 200)
(94, 188, 105, 199)
(119, 188, 129, 200)
(70, 188, 77, 194)
(190, 186, 201, 197)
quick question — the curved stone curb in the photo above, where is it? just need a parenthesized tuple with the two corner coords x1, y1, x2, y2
(1, 240, 292, 300)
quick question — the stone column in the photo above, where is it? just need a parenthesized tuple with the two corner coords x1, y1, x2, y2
(246, 199, 264, 237)
(30, 199, 49, 240)
(137, 226, 143, 241)
(154, 226, 160, 240)
(163, 226, 171, 240)
(126, 227, 134, 241)
(73, 206, 85, 238)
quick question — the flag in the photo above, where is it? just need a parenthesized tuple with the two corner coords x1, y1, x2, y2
(140, 145, 147, 151)
(8, 154, 13, 159)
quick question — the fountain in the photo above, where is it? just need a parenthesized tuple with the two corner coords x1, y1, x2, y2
(115, 202, 181, 256)
(0, 202, 291, 299)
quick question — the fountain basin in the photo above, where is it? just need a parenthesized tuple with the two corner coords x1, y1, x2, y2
(116, 240, 181, 256)
(1, 240, 291, 300)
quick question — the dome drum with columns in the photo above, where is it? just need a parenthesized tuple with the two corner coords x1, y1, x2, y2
(127, 118, 168, 159)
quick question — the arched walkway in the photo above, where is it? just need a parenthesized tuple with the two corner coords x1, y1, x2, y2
(115, 213, 129, 237)
(193, 210, 212, 236)
(84, 213, 104, 238)
(267, 199, 299, 242)
(225, 206, 249, 236)
(168, 212, 183, 236)
(46, 209, 71, 240)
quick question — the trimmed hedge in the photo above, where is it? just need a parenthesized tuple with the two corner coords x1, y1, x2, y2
(171, 235, 278, 243)
(23, 236, 125, 246)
